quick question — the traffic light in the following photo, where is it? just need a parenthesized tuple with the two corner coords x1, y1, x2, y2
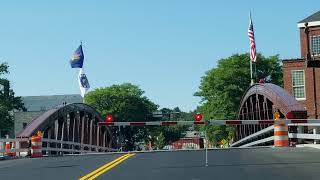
(105, 115, 113, 122)
(194, 113, 202, 121)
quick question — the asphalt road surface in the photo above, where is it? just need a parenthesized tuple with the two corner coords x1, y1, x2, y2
(1, 147, 320, 180)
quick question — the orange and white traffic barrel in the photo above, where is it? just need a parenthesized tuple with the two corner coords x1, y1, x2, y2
(274, 111, 289, 147)
(5, 135, 16, 156)
(31, 135, 42, 157)
(5, 141, 11, 156)
(10, 142, 16, 157)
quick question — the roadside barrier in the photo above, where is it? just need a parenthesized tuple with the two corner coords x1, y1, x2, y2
(0, 136, 116, 158)
(4, 135, 16, 156)
(5, 141, 11, 156)
(274, 123, 289, 147)
(273, 111, 289, 147)
(31, 135, 42, 158)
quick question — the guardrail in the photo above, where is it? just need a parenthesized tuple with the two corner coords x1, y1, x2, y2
(230, 125, 274, 147)
(0, 137, 118, 158)
(231, 123, 320, 147)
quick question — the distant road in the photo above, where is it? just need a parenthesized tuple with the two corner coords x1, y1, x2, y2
(1, 147, 320, 180)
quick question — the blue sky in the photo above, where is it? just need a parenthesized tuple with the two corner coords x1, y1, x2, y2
(1, 1, 318, 111)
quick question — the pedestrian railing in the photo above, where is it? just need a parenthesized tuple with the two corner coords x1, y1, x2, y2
(42, 138, 117, 154)
(231, 122, 320, 147)
(0, 137, 118, 158)
(230, 125, 274, 147)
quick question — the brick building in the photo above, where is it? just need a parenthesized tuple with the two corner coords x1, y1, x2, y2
(283, 11, 320, 119)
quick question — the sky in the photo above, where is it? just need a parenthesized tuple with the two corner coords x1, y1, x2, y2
(0, 1, 318, 111)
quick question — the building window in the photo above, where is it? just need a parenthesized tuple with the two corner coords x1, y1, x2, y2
(311, 36, 320, 56)
(292, 70, 305, 100)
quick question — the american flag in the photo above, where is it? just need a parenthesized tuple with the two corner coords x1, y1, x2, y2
(248, 14, 256, 62)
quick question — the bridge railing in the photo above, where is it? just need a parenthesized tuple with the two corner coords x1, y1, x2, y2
(0, 137, 118, 158)
(230, 125, 274, 147)
(42, 138, 118, 155)
(231, 123, 320, 147)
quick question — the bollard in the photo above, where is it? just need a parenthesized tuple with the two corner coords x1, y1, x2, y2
(274, 111, 289, 147)
(31, 135, 42, 158)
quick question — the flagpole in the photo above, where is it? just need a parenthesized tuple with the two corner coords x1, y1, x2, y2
(249, 11, 255, 86)
(250, 60, 254, 85)
(80, 68, 86, 104)
(80, 41, 84, 104)
(254, 61, 257, 84)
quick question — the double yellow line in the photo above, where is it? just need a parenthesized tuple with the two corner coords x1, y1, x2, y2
(79, 153, 135, 180)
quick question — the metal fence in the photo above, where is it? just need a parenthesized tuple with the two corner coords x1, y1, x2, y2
(0, 137, 118, 158)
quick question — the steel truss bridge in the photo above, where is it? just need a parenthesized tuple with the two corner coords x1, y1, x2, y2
(17, 103, 115, 154)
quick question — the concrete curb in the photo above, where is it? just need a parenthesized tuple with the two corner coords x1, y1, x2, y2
(296, 144, 320, 150)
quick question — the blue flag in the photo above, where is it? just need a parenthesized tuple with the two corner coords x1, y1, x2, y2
(70, 45, 84, 68)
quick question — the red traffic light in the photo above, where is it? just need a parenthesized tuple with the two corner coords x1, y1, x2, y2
(194, 113, 202, 121)
(105, 115, 113, 122)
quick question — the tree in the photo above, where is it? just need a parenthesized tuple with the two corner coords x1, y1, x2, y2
(0, 63, 26, 134)
(194, 53, 282, 144)
(84, 83, 158, 150)
(153, 132, 165, 150)
(150, 107, 195, 147)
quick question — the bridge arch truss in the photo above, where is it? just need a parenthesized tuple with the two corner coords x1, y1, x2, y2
(236, 83, 306, 141)
(18, 103, 114, 152)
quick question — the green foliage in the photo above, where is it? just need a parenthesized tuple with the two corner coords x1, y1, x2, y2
(195, 53, 283, 144)
(153, 132, 165, 150)
(85, 83, 158, 150)
(0, 63, 26, 132)
(151, 107, 194, 146)
(85, 83, 158, 121)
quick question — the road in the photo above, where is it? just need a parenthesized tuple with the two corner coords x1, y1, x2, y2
(1, 147, 320, 180)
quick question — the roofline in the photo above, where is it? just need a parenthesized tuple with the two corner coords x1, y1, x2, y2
(282, 58, 305, 62)
(298, 21, 320, 28)
(22, 94, 82, 98)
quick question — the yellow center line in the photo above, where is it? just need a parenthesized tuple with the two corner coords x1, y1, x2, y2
(79, 154, 131, 180)
(79, 153, 135, 180)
